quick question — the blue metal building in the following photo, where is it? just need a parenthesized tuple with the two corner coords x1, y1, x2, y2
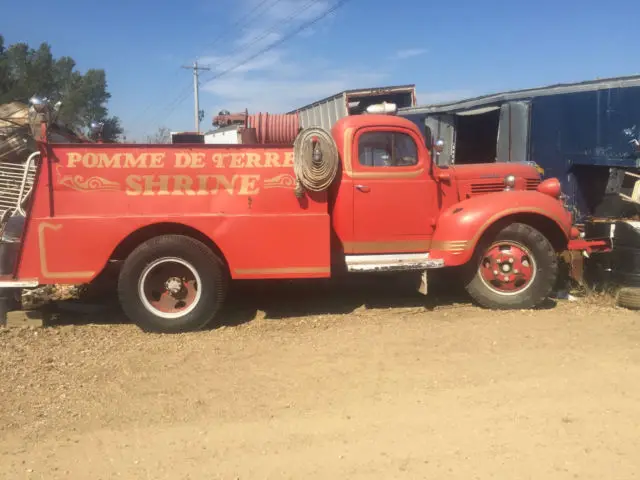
(398, 75, 640, 220)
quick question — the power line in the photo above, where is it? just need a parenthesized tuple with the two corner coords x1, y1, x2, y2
(152, 0, 320, 125)
(132, 0, 284, 131)
(209, 0, 317, 72)
(157, 0, 353, 126)
(200, 0, 285, 52)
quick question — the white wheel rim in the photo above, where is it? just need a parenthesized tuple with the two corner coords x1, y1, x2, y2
(138, 257, 202, 319)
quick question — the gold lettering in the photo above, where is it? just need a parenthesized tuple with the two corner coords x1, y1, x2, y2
(66, 152, 168, 169)
(124, 153, 149, 169)
(196, 175, 210, 195)
(98, 153, 122, 168)
(191, 152, 205, 168)
(237, 174, 260, 195)
(265, 152, 281, 168)
(171, 175, 196, 196)
(245, 152, 262, 168)
(174, 152, 191, 168)
(229, 153, 244, 168)
(150, 152, 165, 168)
(283, 151, 294, 167)
(143, 175, 170, 196)
(211, 175, 235, 194)
(67, 152, 82, 168)
(125, 175, 143, 195)
(211, 153, 225, 168)
(83, 153, 99, 168)
(126, 173, 261, 195)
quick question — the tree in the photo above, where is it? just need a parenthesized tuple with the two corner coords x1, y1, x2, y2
(0, 35, 123, 142)
(146, 126, 171, 144)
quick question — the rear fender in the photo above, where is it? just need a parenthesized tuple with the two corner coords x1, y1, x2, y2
(431, 191, 572, 266)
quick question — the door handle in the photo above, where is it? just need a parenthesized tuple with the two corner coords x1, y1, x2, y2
(355, 185, 370, 193)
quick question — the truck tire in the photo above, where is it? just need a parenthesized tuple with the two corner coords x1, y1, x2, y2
(118, 235, 227, 333)
(465, 223, 558, 310)
(616, 287, 640, 310)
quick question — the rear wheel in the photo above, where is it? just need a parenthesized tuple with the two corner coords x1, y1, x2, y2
(465, 223, 558, 309)
(118, 235, 227, 333)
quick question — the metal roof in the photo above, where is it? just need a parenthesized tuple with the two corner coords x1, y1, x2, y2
(400, 74, 640, 115)
(288, 84, 416, 114)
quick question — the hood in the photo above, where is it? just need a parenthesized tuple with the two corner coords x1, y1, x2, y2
(448, 162, 542, 200)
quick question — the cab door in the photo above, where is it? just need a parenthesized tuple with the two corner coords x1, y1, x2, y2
(349, 126, 438, 254)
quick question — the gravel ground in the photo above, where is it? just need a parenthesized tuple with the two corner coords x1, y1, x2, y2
(1, 279, 639, 479)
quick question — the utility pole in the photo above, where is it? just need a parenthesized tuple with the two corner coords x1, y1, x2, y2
(182, 61, 210, 133)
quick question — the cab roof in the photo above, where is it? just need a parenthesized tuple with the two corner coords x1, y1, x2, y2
(332, 113, 418, 133)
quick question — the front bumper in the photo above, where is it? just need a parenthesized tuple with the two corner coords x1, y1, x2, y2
(567, 238, 611, 254)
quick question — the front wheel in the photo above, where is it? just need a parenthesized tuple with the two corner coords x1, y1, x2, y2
(118, 235, 227, 333)
(465, 223, 558, 310)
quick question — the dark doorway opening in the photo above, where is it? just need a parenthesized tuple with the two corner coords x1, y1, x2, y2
(454, 109, 500, 164)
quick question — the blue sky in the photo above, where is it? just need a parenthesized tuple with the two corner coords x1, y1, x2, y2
(2, 0, 639, 140)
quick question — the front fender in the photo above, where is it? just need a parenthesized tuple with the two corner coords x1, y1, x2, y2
(431, 190, 573, 266)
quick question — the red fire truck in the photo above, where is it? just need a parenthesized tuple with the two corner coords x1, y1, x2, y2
(0, 98, 604, 332)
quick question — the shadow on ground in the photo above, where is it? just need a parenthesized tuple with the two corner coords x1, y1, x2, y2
(218, 272, 474, 327)
(42, 271, 477, 328)
(42, 269, 560, 328)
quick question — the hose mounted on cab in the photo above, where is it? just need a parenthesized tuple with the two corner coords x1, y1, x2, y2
(292, 127, 339, 198)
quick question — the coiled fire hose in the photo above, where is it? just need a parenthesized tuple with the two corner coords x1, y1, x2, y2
(292, 127, 339, 197)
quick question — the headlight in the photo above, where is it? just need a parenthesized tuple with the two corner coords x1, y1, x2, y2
(504, 174, 516, 190)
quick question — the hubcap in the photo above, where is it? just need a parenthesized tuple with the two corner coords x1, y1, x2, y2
(138, 257, 202, 319)
(479, 241, 537, 296)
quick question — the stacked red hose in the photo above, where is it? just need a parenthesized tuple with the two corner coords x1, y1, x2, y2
(247, 113, 300, 145)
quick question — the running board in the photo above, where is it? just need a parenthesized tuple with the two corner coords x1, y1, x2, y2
(0, 279, 39, 288)
(345, 253, 444, 273)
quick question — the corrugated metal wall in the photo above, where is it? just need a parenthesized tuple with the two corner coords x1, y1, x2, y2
(298, 94, 348, 130)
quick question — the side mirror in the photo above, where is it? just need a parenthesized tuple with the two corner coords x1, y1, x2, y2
(434, 139, 445, 154)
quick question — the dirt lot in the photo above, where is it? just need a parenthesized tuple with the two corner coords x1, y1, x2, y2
(1, 278, 640, 479)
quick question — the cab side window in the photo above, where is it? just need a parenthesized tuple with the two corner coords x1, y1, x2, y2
(358, 132, 418, 167)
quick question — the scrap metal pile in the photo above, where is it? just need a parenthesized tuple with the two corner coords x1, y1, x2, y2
(0, 102, 88, 218)
(0, 102, 35, 164)
(0, 102, 88, 307)
(0, 102, 38, 221)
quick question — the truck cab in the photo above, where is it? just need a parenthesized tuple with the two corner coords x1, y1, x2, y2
(328, 113, 574, 271)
